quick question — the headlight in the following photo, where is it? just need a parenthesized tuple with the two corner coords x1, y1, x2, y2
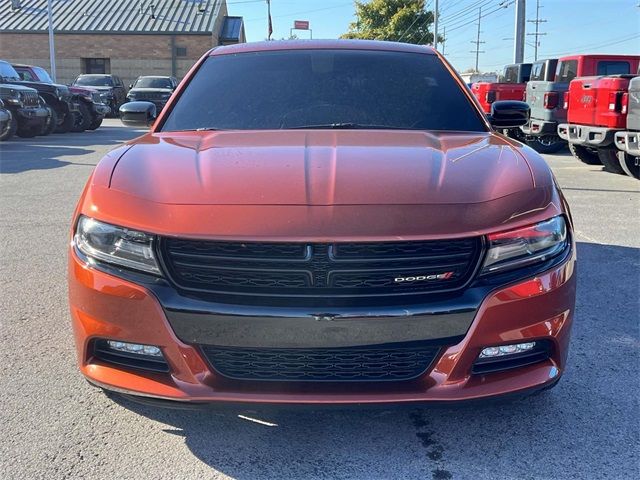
(74, 216, 161, 275)
(5, 90, 23, 106)
(481, 216, 568, 274)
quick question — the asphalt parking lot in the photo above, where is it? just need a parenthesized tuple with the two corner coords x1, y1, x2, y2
(1, 119, 638, 480)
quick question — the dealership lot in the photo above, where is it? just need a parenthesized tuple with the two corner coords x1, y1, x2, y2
(0, 120, 638, 479)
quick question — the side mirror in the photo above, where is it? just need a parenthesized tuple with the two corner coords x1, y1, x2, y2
(120, 101, 157, 128)
(488, 100, 529, 128)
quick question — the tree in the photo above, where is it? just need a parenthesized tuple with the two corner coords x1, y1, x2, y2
(341, 0, 439, 45)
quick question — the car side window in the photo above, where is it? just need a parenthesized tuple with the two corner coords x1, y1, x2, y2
(530, 63, 545, 81)
(19, 70, 36, 81)
(596, 61, 630, 75)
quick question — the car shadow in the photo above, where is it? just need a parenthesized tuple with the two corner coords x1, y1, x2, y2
(0, 125, 145, 174)
(102, 241, 639, 479)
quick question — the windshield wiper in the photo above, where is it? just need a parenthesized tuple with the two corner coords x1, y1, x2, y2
(288, 123, 409, 130)
(174, 127, 222, 132)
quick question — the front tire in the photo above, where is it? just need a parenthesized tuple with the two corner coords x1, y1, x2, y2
(597, 148, 625, 175)
(568, 143, 601, 165)
(54, 110, 74, 133)
(86, 116, 103, 131)
(42, 109, 57, 136)
(0, 114, 17, 141)
(70, 103, 91, 132)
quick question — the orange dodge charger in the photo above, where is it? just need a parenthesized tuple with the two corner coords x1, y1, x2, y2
(69, 40, 576, 405)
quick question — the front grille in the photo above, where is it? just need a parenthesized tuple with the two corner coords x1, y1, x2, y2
(21, 91, 39, 107)
(201, 343, 441, 382)
(135, 92, 166, 101)
(91, 92, 104, 104)
(159, 238, 483, 298)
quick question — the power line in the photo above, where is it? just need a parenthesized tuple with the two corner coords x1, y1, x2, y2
(527, 0, 547, 61)
(445, 1, 512, 34)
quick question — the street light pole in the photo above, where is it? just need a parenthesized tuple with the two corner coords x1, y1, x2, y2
(47, 0, 57, 81)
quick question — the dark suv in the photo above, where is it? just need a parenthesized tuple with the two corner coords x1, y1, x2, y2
(126, 76, 177, 112)
(0, 82, 50, 138)
(0, 60, 77, 133)
(72, 74, 127, 116)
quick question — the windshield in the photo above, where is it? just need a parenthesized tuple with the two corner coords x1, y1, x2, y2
(33, 66, 53, 83)
(74, 75, 113, 86)
(161, 50, 486, 132)
(0, 61, 20, 81)
(134, 77, 172, 89)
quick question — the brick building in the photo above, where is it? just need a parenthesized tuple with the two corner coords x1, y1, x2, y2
(0, 0, 245, 85)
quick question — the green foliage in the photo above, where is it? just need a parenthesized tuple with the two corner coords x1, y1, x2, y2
(341, 0, 437, 45)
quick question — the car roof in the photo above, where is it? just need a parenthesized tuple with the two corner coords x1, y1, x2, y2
(210, 39, 436, 57)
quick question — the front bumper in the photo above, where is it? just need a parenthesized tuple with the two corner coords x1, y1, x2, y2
(69, 244, 576, 405)
(558, 123, 618, 148)
(15, 106, 49, 127)
(91, 103, 111, 117)
(521, 119, 559, 137)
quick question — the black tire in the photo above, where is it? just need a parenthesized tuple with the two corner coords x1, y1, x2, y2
(617, 152, 639, 179)
(0, 114, 17, 141)
(86, 116, 103, 131)
(568, 143, 601, 165)
(70, 102, 91, 132)
(597, 148, 625, 175)
(17, 118, 41, 138)
(41, 109, 57, 136)
(526, 136, 566, 154)
(54, 110, 74, 133)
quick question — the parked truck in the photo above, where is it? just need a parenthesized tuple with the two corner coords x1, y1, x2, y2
(559, 66, 639, 173)
(471, 63, 532, 113)
(612, 75, 640, 178)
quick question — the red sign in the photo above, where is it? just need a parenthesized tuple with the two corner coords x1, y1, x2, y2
(294, 20, 310, 30)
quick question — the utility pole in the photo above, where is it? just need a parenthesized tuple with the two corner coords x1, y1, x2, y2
(433, 0, 439, 49)
(513, 0, 526, 63)
(470, 7, 485, 72)
(266, 0, 273, 40)
(47, 0, 56, 81)
(527, 0, 546, 61)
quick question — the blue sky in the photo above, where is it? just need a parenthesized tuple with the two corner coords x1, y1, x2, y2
(227, 0, 640, 73)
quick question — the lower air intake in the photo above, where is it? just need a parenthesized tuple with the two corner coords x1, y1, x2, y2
(201, 343, 441, 382)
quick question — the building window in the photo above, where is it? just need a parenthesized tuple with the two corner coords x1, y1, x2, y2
(83, 58, 110, 74)
(175, 47, 187, 57)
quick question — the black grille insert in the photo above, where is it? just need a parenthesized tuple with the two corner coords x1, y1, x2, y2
(201, 343, 441, 382)
(159, 238, 483, 298)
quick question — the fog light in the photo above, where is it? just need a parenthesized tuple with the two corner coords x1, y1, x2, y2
(107, 340, 162, 357)
(480, 342, 536, 358)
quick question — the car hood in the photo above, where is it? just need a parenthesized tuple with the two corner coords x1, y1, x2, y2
(0, 83, 39, 93)
(109, 130, 538, 206)
(82, 86, 114, 92)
